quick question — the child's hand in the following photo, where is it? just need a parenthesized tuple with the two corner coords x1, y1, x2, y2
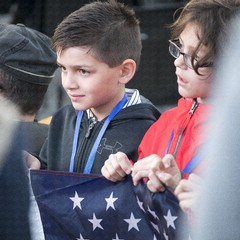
(101, 152, 132, 182)
(22, 150, 40, 170)
(132, 154, 181, 192)
(174, 173, 202, 213)
(132, 154, 163, 187)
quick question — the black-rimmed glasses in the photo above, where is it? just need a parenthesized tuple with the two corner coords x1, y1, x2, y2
(168, 40, 213, 69)
(168, 39, 196, 69)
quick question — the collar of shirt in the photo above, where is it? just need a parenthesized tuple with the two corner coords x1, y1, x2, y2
(86, 88, 141, 120)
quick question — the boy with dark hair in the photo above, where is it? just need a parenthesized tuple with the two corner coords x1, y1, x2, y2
(0, 23, 58, 155)
(102, 0, 240, 199)
(27, 0, 160, 173)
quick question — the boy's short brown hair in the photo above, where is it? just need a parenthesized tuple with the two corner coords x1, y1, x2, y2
(52, 0, 142, 69)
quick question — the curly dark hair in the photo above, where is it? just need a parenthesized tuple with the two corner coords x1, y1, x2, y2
(169, 0, 240, 74)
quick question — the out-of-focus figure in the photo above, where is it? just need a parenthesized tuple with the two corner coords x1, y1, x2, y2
(0, 102, 31, 240)
(193, 13, 240, 240)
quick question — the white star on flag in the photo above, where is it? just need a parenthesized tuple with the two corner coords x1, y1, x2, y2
(124, 212, 141, 231)
(76, 233, 89, 240)
(136, 196, 145, 212)
(112, 233, 124, 240)
(151, 221, 160, 233)
(105, 192, 118, 210)
(69, 191, 84, 210)
(30, 169, 185, 239)
(164, 209, 178, 229)
(147, 206, 159, 219)
(88, 213, 104, 231)
(163, 229, 169, 240)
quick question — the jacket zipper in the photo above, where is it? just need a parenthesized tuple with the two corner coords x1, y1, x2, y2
(75, 119, 100, 172)
(85, 122, 95, 138)
(173, 100, 199, 158)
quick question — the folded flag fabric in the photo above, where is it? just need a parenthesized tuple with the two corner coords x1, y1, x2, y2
(30, 170, 189, 240)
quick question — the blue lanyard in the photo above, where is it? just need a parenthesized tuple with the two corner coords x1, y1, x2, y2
(69, 111, 83, 172)
(183, 149, 204, 174)
(69, 94, 128, 173)
(164, 130, 174, 156)
(164, 130, 203, 174)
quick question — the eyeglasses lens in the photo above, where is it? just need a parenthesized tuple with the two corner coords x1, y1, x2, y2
(169, 40, 194, 69)
(169, 41, 180, 58)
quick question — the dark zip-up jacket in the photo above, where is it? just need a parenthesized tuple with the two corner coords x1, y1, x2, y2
(39, 101, 160, 174)
(19, 121, 49, 156)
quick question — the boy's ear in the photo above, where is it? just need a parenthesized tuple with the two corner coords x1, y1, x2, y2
(119, 59, 136, 84)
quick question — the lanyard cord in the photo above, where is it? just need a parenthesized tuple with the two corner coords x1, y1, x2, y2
(164, 99, 202, 174)
(69, 94, 128, 173)
(69, 111, 83, 172)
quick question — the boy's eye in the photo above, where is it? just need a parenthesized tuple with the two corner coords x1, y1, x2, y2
(79, 69, 90, 75)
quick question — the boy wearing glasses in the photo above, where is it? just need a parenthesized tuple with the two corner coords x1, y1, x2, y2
(102, 0, 240, 211)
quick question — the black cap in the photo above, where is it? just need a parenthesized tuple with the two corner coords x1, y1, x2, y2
(0, 23, 57, 85)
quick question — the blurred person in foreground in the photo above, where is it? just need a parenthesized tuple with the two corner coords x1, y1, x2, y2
(0, 101, 30, 240)
(0, 23, 58, 240)
(0, 23, 57, 156)
(191, 13, 240, 240)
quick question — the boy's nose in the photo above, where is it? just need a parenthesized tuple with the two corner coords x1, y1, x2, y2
(174, 54, 188, 69)
(62, 72, 79, 89)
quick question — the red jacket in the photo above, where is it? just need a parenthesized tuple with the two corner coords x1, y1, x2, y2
(138, 98, 209, 175)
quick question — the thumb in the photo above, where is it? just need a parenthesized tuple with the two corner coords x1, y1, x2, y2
(162, 154, 176, 168)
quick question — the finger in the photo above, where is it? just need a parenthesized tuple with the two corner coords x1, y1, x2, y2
(114, 152, 133, 175)
(188, 173, 202, 184)
(132, 170, 149, 186)
(161, 154, 176, 169)
(132, 154, 163, 186)
(101, 164, 123, 182)
(175, 175, 201, 197)
(108, 154, 126, 175)
(111, 160, 129, 178)
(101, 153, 131, 181)
(177, 191, 193, 202)
(147, 171, 166, 192)
(133, 154, 161, 178)
(107, 154, 132, 178)
(133, 157, 164, 188)
(101, 159, 126, 182)
(132, 160, 146, 173)
(174, 179, 189, 196)
(179, 199, 195, 214)
(157, 171, 180, 190)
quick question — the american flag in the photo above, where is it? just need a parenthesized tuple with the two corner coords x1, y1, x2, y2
(30, 170, 189, 240)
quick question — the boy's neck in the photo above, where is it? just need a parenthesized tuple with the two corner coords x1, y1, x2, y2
(90, 93, 126, 121)
(90, 108, 109, 122)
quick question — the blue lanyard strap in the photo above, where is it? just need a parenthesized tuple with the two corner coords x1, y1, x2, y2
(69, 111, 83, 172)
(183, 149, 204, 174)
(69, 94, 128, 173)
(164, 130, 203, 174)
(164, 130, 174, 156)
